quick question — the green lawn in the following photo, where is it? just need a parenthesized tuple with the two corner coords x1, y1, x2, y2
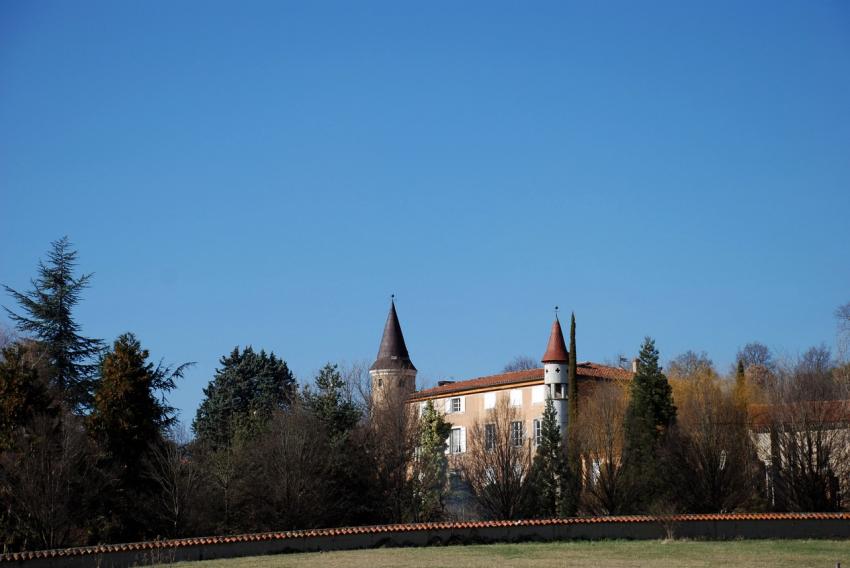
(162, 539, 850, 568)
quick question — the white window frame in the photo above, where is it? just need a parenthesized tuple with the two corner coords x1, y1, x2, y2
(533, 418, 542, 446)
(445, 396, 465, 414)
(449, 427, 466, 454)
(532, 385, 545, 404)
(509, 389, 523, 407)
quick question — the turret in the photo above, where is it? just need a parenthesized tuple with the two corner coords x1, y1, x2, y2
(541, 313, 570, 433)
(369, 297, 416, 407)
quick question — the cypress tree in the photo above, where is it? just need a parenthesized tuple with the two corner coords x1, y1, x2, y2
(567, 312, 578, 429)
(3, 237, 103, 411)
(622, 337, 676, 511)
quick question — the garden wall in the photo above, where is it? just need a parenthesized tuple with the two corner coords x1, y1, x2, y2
(2, 512, 849, 568)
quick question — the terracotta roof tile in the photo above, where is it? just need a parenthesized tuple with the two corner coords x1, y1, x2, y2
(409, 363, 631, 401)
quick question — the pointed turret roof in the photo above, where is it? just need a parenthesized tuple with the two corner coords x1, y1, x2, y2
(541, 316, 570, 363)
(370, 299, 416, 372)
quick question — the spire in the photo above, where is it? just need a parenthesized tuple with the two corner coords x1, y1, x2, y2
(541, 314, 570, 363)
(370, 297, 416, 371)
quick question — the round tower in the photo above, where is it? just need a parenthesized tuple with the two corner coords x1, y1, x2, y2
(541, 313, 570, 433)
(369, 298, 416, 408)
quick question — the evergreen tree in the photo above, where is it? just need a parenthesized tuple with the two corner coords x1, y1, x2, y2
(0, 343, 51, 450)
(412, 401, 452, 521)
(733, 359, 748, 409)
(304, 363, 360, 439)
(88, 333, 188, 539)
(622, 337, 676, 511)
(193, 346, 296, 449)
(564, 312, 581, 515)
(567, 313, 578, 427)
(3, 237, 103, 411)
(527, 396, 570, 517)
(304, 364, 373, 525)
(89, 333, 186, 473)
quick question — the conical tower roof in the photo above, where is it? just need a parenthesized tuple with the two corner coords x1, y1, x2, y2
(541, 316, 570, 363)
(370, 299, 416, 372)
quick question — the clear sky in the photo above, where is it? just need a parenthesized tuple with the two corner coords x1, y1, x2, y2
(2, 1, 849, 426)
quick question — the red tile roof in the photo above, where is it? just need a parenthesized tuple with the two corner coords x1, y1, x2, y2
(749, 400, 850, 429)
(2, 513, 849, 563)
(408, 363, 632, 402)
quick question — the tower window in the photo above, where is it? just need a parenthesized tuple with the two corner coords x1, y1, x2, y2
(378, 378, 383, 387)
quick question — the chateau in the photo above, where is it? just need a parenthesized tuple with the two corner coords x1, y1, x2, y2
(369, 300, 632, 452)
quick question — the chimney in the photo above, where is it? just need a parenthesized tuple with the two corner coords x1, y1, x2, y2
(632, 358, 639, 373)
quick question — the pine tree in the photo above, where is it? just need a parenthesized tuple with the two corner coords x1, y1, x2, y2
(622, 337, 676, 511)
(304, 363, 361, 439)
(528, 396, 570, 517)
(193, 346, 296, 449)
(3, 237, 103, 411)
(412, 401, 452, 521)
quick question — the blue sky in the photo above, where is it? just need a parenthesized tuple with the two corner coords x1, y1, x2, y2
(2, 1, 849, 426)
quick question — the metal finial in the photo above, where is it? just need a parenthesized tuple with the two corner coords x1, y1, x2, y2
(555, 305, 559, 317)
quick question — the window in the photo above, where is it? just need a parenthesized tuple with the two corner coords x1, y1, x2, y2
(511, 421, 524, 447)
(449, 427, 465, 454)
(533, 418, 542, 446)
(532, 385, 545, 404)
(509, 389, 523, 407)
(484, 423, 496, 452)
(445, 396, 464, 414)
(378, 378, 383, 387)
(484, 391, 496, 409)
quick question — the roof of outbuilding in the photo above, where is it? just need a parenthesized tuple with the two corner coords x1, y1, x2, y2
(409, 363, 631, 401)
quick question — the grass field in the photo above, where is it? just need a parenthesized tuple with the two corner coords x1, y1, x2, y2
(163, 539, 850, 568)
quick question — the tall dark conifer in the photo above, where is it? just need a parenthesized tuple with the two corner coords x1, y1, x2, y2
(622, 337, 676, 511)
(567, 313, 578, 428)
(3, 237, 103, 411)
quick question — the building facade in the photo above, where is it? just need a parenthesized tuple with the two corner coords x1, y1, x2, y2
(368, 300, 632, 455)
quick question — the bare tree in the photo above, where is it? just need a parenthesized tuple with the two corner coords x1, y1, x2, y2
(667, 351, 714, 381)
(368, 386, 419, 522)
(737, 342, 774, 371)
(146, 427, 199, 537)
(502, 356, 538, 373)
(459, 396, 532, 519)
(0, 412, 99, 549)
(759, 351, 850, 511)
(577, 382, 632, 514)
(665, 373, 763, 513)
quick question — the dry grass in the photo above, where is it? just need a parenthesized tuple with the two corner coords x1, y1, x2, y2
(161, 539, 850, 568)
